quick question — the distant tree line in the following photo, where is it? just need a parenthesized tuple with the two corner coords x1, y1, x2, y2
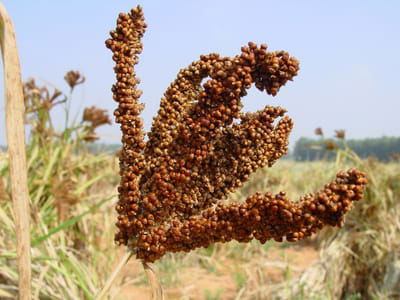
(293, 136, 400, 161)
(85, 143, 121, 154)
(3, 137, 400, 161)
(0, 143, 121, 154)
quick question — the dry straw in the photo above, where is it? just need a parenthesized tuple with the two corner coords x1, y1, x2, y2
(0, 3, 32, 300)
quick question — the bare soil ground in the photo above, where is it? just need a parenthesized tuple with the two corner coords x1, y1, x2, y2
(113, 244, 318, 300)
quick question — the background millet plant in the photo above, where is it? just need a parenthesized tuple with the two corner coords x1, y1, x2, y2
(106, 6, 367, 263)
(1, 67, 118, 299)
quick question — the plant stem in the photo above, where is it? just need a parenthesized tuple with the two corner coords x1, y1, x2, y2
(0, 3, 32, 300)
(95, 252, 164, 300)
(94, 251, 133, 300)
(143, 261, 164, 300)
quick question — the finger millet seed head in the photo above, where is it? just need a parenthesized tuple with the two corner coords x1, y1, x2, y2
(106, 6, 367, 263)
(335, 129, 346, 140)
(64, 70, 85, 91)
(82, 106, 112, 142)
(315, 127, 324, 137)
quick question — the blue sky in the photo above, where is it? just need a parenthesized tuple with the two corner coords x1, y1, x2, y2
(1, 0, 399, 146)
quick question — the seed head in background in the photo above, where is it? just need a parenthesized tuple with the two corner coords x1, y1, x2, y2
(335, 129, 346, 140)
(82, 106, 112, 142)
(64, 70, 85, 91)
(315, 127, 324, 138)
(106, 6, 367, 263)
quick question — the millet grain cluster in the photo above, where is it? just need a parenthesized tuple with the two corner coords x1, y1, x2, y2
(106, 6, 367, 262)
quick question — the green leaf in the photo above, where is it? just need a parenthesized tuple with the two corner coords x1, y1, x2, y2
(74, 173, 108, 195)
(32, 195, 114, 247)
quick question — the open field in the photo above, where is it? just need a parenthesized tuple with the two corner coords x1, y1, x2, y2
(1, 2, 400, 299)
(1, 149, 399, 299)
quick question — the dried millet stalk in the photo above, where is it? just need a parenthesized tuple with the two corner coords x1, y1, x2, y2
(106, 6, 367, 263)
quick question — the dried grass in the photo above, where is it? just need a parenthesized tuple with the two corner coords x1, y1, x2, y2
(2, 148, 398, 299)
(271, 150, 400, 299)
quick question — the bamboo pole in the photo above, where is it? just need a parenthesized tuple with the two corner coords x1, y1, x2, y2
(0, 3, 32, 300)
